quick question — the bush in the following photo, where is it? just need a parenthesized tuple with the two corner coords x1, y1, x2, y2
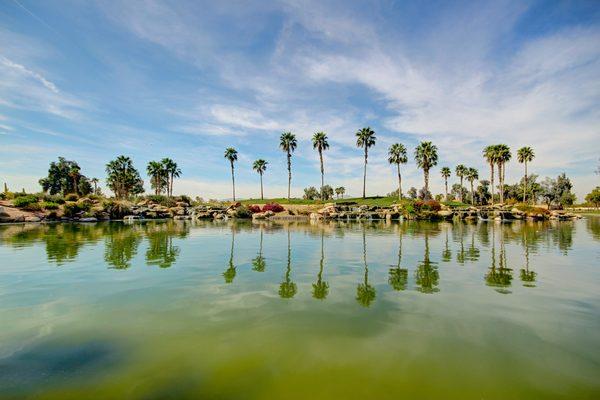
(247, 205, 262, 213)
(13, 195, 39, 208)
(234, 206, 252, 218)
(42, 201, 60, 210)
(23, 203, 43, 212)
(65, 193, 79, 202)
(413, 200, 441, 212)
(103, 200, 132, 219)
(146, 195, 176, 207)
(63, 201, 91, 218)
(262, 203, 285, 213)
(178, 195, 192, 204)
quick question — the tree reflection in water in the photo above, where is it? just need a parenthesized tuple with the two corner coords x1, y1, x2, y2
(252, 225, 266, 272)
(388, 225, 408, 291)
(105, 223, 142, 269)
(520, 233, 536, 287)
(312, 229, 329, 300)
(223, 225, 236, 283)
(485, 224, 513, 294)
(441, 223, 452, 262)
(145, 223, 181, 269)
(356, 226, 376, 306)
(279, 226, 297, 298)
(415, 229, 439, 294)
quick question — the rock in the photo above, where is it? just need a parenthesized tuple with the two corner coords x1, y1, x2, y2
(176, 201, 189, 208)
(79, 217, 98, 222)
(24, 216, 41, 222)
(309, 212, 322, 220)
(0, 216, 14, 223)
(214, 213, 226, 220)
(437, 210, 453, 218)
(264, 210, 275, 217)
(252, 212, 267, 220)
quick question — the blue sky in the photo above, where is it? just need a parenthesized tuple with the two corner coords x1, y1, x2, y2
(1, 0, 599, 199)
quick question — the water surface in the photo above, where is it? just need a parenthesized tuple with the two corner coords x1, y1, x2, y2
(1, 218, 599, 399)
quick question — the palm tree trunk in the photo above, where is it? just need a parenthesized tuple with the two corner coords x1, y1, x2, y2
(260, 172, 264, 200)
(470, 182, 474, 205)
(397, 163, 402, 201)
(497, 163, 503, 203)
(424, 168, 429, 193)
(489, 162, 494, 205)
(287, 152, 292, 200)
(319, 150, 324, 200)
(523, 162, 527, 203)
(170, 173, 174, 197)
(459, 177, 463, 202)
(362, 148, 367, 199)
(444, 178, 448, 201)
(231, 162, 236, 201)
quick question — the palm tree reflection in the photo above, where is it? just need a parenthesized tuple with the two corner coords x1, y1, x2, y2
(146, 225, 180, 268)
(389, 227, 408, 291)
(279, 226, 297, 298)
(520, 235, 536, 287)
(356, 226, 376, 306)
(252, 225, 266, 272)
(312, 230, 329, 300)
(485, 225, 513, 293)
(223, 226, 236, 283)
(415, 230, 439, 294)
(442, 224, 452, 262)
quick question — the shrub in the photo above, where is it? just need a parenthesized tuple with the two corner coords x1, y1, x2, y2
(42, 202, 60, 210)
(178, 195, 192, 204)
(247, 205, 262, 213)
(13, 195, 39, 208)
(63, 201, 90, 218)
(103, 200, 132, 219)
(423, 200, 441, 211)
(234, 206, 252, 218)
(262, 203, 285, 213)
(146, 195, 176, 208)
(65, 193, 79, 202)
(23, 203, 43, 212)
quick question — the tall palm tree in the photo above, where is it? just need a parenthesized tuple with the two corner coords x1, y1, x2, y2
(335, 186, 345, 199)
(224, 148, 238, 201)
(68, 165, 81, 195)
(455, 164, 467, 203)
(312, 132, 329, 200)
(414, 141, 438, 194)
(466, 167, 479, 205)
(90, 178, 99, 194)
(483, 145, 498, 204)
(496, 145, 511, 203)
(147, 161, 165, 195)
(356, 127, 376, 199)
(280, 132, 297, 200)
(252, 159, 268, 200)
(517, 147, 535, 203)
(161, 158, 181, 197)
(440, 167, 451, 201)
(388, 143, 408, 200)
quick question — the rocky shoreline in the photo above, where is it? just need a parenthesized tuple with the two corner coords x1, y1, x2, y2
(0, 200, 582, 224)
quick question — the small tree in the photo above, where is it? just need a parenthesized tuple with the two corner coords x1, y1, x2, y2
(585, 187, 600, 208)
(335, 186, 345, 199)
(408, 187, 418, 200)
(303, 186, 319, 200)
(321, 185, 334, 200)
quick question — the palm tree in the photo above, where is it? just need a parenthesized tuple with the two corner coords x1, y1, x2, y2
(455, 164, 467, 203)
(414, 141, 438, 194)
(147, 161, 165, 195)
(312, 132, 329, 200)
(90, 178, 99, 194)
(68, 165, 81, 195)
(440, 167, 451, 201)
(355, 127, 376, 199)
(335, 186, 345, 199)
(483, 145, 498, 204)
(252, 159, 268, 200)
(517, 147, 535, 203)
(224, 148, 238, 201)
(388, 143, 408, 200)
(496, 145, 511, 203)
(280, 132, 297, 200)
(312, 230, 329, 299)
(161, 158, 181, 197)
(105, 155, 144, 199)
(466, 167, 479, 205)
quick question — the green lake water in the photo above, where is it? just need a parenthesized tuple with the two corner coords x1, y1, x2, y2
(1, 218, 599, 399)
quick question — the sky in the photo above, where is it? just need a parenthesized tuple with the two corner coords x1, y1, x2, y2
(1, 0, 599, 200)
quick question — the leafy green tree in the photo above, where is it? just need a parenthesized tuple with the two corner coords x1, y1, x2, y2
(224, 148, 238, 201)
(585, 187, 600, 208)
(466, 167, 479, 205)
(517, 147, 535, 203)
(312, 132, 329, 200)
(303, 186, 319, 200)
(440, 167, 451, 200)
(39, 157, 87, 195)
(105, 156, 144, 199)
(321, 184, 334, 200)
(455, 164, 467, 202)
(335, 186, 345, 199)
(388, 143, 408, 200)
(356, 127, 376, 199)
(483, 145, 499, 204)
(475, 180, 491, 205)
(280, 132, 297, 200)
(541, 173, 576, 208)
(408, 187, 417, 200)
(252, 159, 268, 200)
(161, 158, 181, 197)
(312, 231, 329, 300)
(414, 141, 438, 193)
